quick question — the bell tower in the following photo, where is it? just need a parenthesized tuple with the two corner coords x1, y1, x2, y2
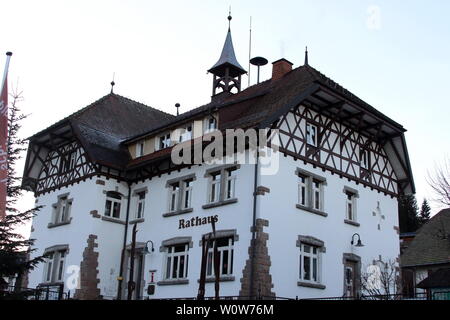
(208, 13, 246, 99)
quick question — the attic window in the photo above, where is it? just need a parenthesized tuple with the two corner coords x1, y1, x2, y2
(136, 140, 145, 157)
(204, 117, 218, 134)
(359, 148, 370, 169)
(179, 124, 193, 143)
(306, 123, 318, 147)
(158, 133, 171, 150)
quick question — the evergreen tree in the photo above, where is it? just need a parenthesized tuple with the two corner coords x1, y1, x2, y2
(398, 194, 420, 233)
(419, 198, 431, 226)
(0, 90, 43, 294)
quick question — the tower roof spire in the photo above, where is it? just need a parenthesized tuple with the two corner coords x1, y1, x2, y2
(208, 12, 246, 78)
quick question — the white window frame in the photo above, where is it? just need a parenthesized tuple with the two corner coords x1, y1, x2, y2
(181, 179, 193, 210)
(164, 243, 189, 280)
(299, 243, 321, 284)
(69, 151, 76, 170)
(168, 182, 180, 212)
(360, 148, 369, 169)
(206, 237, 234, 277)
(179, 124, 193, 143)
(204, 116, 218, 134)
(298, 174, 308, 206)
(136, 140, 145, 158)
(312, 179, 322, 211)
(306, 123, 318, 147)
(158, 133, 171, 150)
(136, 191, 146, 219)
(343, 187, 359, 222)
(209, 172, 222, 204)
(104, 192, 122, 219)
(43, 250, 67, 283)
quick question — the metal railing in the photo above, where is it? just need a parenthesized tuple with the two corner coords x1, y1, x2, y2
(0, 285, 69, 300)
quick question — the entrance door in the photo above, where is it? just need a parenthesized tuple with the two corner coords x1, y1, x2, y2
(125, 252, 145, 300)
(344, 261, 357, 297)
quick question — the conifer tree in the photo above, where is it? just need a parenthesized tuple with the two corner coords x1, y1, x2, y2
(419, 198, 431, 226)
(0, 89, 43, 294)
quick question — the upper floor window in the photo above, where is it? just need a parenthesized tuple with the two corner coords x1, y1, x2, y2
(206, 237, 234, 277)
(50, 194, 73, 226)
(179, 124, 193, 143)
(104, 191, 122, 219)
(136, 191, 146, 219)
(43, 247, 68, 283)
(165, 175, 195, 215)
(207, 167, 237, 204)
(296, 169, 326, 214)
(343, 187, 359, 223)
(136, 140, 145, 158)
(158, 133, 171, 150)
(306, 123, 318, 147)
(164, 243, 189, 280)
(204, 116, 218, 134)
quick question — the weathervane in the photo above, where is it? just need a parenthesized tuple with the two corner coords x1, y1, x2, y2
(228, 6, 232, 30)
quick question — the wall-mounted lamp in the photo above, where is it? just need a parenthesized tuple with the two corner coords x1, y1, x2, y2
(144, 240, 155, 254)
(351, 233, 364, 247)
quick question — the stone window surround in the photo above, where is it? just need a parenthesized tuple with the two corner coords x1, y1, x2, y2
(295, 168, 327, 217)
(48, 193, 73, 228)
(202, 164, 240, 210)
(163, 174, 196, 217)
(157, 237, 193, 286)
(41, 244, 69, 286)
(296, 235, 326, 290)
(343, 186, 360, 227)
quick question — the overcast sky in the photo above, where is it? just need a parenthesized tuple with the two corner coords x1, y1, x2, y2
(1, 0, 449, 236)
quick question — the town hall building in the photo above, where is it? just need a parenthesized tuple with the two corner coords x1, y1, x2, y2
(22, 16, 415, 299)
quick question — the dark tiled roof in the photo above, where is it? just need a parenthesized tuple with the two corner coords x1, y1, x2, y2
(417, 268, 450, 289)
(401, 209, 450, 267)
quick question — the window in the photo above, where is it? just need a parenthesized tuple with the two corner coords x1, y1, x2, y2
(346, 192, 356, 221)
(179, 124, 193, 143)
(206, 237, 234, 277)
(136, 140, 145, 157)
(166, 176, 194, 214)
(296, 169, 326, 213)
(59, 151, 76, 173)
(312, 179, 322, 211)
(306, 123, 318, 147)
(168, 182, 180, 212)
(343, 187, 359, 223)
(105, 191, 122, 219)
(207, 167, 237, 204)
(43, 249, 67, 283)
(299, 243, 320, 284)
(204, 116, 218, 134)
(51, 194, 72, 225)
(298, 175, 307, 206)
(164, 243, 189, 280)
(136, 191, 146, 219)
(182, 179, 193, 210)
(360, 149, 369, 169)
(158, 133, 171, 150)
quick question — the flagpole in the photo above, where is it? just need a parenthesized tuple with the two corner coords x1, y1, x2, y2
(1, 52, 12, 93)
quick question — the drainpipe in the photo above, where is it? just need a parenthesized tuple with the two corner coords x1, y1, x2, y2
(249, 145, 259, 299)
(116, 182, 132, 300)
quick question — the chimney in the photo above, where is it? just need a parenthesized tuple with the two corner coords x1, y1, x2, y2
(271, 58, 293, 81)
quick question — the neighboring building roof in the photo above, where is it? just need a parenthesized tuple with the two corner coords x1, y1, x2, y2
(401, 208, 450, 267)
(417, 268, 450, 289)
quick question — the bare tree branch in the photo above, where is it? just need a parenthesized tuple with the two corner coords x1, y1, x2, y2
(427, 157, 450, 207)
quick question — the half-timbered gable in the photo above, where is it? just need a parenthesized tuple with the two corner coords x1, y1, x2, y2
(36, 140, 95, 194)
(276, 102, 398, 196)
